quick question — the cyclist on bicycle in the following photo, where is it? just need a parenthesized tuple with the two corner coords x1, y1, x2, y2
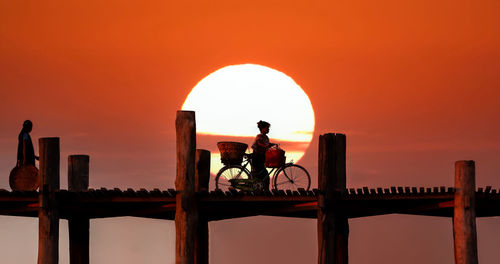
(251, 120, 276, 189)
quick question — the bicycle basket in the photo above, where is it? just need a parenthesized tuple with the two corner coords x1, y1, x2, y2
(265, 147, 286, 168)
(217, 142, 248, 165)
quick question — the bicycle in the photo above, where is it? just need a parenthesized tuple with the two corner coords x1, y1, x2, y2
(214, 145, 311, 192)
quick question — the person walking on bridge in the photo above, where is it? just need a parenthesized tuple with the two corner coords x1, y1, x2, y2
(251, 120, 276, 190)
(17, 120, 38, 167)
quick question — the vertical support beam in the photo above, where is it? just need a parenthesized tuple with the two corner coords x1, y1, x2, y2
(38, 137, 60, 264)
(68, 155, 90, 264)
(175, 111, 197, 264)
(195, 149, 210, 264)
(318, 133, 348, 264)
(195, 150, 210, 193)
(453, 160, 478, 264)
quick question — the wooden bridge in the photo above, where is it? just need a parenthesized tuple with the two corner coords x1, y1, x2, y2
(1, 111, 498, 263)
(3, 186, 500, 221)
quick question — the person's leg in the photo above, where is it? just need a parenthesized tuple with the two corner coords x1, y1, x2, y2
(263, 173, 270, 190)
(251, 154, 268, 190)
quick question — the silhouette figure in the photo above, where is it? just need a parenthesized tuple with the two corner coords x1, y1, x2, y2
(251, 120, 275, 189)
(10, 120, 39, 191)
(17, 120, 38, 167)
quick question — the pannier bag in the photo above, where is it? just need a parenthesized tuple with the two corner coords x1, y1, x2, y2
(265, 147, 286, 168)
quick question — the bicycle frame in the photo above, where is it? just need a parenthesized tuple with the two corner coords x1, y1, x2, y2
(225, 154, 294, 191)
(216, 146, 311, 191)
(241, 154, 279, 178)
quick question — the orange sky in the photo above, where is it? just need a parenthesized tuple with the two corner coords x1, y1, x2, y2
(1, 0, 500, 263)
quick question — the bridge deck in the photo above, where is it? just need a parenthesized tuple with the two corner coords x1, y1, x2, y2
(1, 186, 499, 221)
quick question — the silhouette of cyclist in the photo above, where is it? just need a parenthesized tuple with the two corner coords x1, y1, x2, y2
(251, 120, 276, 189)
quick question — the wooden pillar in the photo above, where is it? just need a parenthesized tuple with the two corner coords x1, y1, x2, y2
(38, 138, 60, 264)
(317, 133, 348, 264)
(68, 155, 90, 264)
(175, 111, 198, 264)
(195, 150, 210, 193)
(453, 160, 478, 264)
(195, 149, 210, 264)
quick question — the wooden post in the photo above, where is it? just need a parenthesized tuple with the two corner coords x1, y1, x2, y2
(68, 155, 90, 264)
(317, 133, 348, 264)
(453, 160, 478, 264)
(195, 149, 210, 193)
(38, 138, 60, 264)
(195, 149, 210, 264)
(175, 111, 198, 264)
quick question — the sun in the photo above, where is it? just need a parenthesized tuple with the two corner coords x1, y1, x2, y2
(182, 64, 315, 176)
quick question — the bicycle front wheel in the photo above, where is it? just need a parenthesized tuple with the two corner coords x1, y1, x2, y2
(215, 165, 250, 191)
(273, 164, 311, 191)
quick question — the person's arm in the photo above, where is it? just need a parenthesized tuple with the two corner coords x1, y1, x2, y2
(257, 141, 269, 148)
(22, 139, 27, 166)
(255, 135, 270, 148)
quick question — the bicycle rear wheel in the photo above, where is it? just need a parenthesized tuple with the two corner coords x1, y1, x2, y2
(215, 165, 250, 191)
(273, 164, 311, 191)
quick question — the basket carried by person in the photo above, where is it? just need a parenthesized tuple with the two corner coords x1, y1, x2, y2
(217, 142, 248, 165)
(265, 146, 286, 168)
(9, 164, 39, 191)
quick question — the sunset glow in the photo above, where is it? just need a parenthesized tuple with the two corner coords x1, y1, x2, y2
(182, 64, 315, 175)
(2, 0, 500, 263)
